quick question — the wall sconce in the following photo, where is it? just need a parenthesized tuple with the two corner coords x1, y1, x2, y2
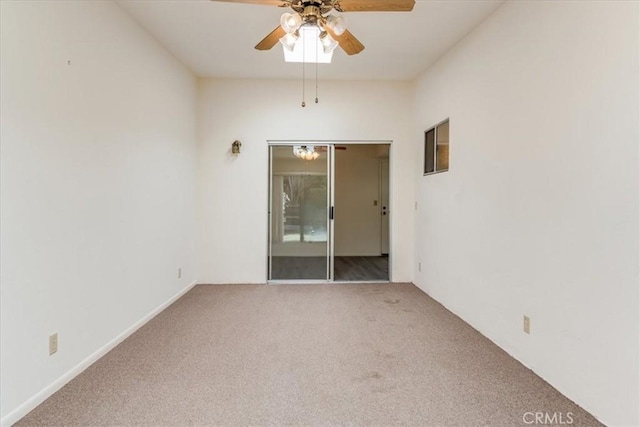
(232, 140, 241, 155)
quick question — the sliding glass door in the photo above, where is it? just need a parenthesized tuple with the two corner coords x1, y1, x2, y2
(268, 144, 333, 281)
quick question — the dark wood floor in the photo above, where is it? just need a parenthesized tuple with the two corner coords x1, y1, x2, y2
(270, 256, 388, 281)
(334, 256, 388, 281)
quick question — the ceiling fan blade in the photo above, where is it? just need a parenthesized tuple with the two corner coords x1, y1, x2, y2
(255, 26, 287, 50)
(327, 29, 364, 55)
(209, 0, 288, 6)
(335, 0, 415, 12)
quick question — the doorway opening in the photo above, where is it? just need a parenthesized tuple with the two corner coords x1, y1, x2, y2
(333, 144, 389, 281)
(267, 142, 390, 282)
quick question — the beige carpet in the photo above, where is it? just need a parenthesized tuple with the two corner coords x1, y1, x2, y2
(17, 283, 601, 426)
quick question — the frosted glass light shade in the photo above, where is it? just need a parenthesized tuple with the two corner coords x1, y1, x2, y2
(279, 31, 299, 52)
(319, 31, 338, 54)
(280, 12, 302, 33)
(325, 14, 347, 36)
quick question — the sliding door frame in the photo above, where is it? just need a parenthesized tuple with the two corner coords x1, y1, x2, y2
(267, 142, 333, 283)
(267, 140, 392, 284)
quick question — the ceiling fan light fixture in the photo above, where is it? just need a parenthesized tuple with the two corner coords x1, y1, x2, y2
(279, 31, 299, 52)
(280, 12, 302, 33)
(283, 26, 334, 63)
(325, 14, 347, 36)
(319, 31, 339, 54)
(293, 145, 320, 160)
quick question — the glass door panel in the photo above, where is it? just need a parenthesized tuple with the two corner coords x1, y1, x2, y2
(269, 144, 330, 281)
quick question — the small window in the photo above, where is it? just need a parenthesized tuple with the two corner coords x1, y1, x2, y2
(424, 119, 449, 175)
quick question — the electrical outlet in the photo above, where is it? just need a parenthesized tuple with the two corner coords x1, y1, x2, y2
(178, 268, 182, 279)
(49, 333, 58, 355)
(418, 262, 422, 272)
(523, 316, 530, 334)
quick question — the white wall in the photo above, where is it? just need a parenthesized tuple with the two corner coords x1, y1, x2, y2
(197, 79, 413, 283)
(0, 1, 197, 424)
(413, 1, 639, 426)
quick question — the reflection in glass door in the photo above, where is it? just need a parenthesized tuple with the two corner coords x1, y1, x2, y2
(269, 144, 332, 281)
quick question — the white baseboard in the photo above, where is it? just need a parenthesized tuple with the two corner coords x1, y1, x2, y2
(1, 281, 197, 427)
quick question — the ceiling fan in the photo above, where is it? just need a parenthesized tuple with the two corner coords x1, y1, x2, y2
(210, 1, 416, 56)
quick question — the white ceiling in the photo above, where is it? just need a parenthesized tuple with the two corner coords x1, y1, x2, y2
(116, 0, 506, 81)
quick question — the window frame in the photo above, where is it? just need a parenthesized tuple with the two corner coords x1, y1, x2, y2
(423, 118, 450, 176)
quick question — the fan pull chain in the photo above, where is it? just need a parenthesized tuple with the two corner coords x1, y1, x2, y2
(301, 37, 306, 108)
(315, 33, 319, 104)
